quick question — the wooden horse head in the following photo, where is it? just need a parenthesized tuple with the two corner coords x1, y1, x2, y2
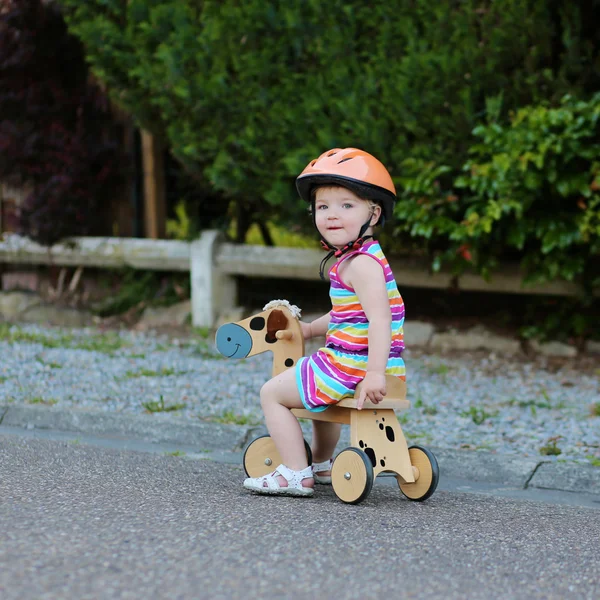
(215, 300, 305, 377)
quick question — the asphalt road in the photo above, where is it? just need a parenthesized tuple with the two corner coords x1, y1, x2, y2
(1, 433, 599, 600)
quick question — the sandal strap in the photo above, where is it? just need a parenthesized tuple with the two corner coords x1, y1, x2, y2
(259, 471, 283, 491)
(275, 464, 313, 488)
(312, 459, 332, 472)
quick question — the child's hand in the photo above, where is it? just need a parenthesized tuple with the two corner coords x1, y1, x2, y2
(356, 372, 387, 410)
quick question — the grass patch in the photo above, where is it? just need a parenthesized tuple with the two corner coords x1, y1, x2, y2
(460, 406, 498, 425)
(590, 403, 600, 417)
(36, 356, 62, 369)
(192, 326, 211, 339)
(190, 342, 224, 360)
(408, 431, 433, 443)
(129, 353, 146, 359)
(0, 323, 129, 354)
(0, 323, 67, 348)
(414, 396, 439, 415)
(124, 367, 187, 379)
(396, 413, 409, 425)
(506, 397, 555, 416)
(27, 396, 58, 406)
(142, 396, 186, 413)
(69, 438, 81, 445)
(0, 376, 7, 384)
(539, 436, 562, 456)
(427, 363, 449, 377)
(209, 410, 260, 426)
(71, 333, 129, 354)
(164, 450, 186, 457)
(588, 456, 600, 467)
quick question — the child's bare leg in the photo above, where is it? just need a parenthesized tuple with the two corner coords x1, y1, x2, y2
(312, 421, 341, 476)
(260, 368, 314, 488)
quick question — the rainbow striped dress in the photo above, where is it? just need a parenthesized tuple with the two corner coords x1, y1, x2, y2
(296, 240, 406, 412)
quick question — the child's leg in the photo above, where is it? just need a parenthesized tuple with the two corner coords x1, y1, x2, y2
(311, 421, 341, 470)
(259, 367, 313, 488)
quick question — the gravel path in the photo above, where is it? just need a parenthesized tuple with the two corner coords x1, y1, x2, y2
(1, 323, 598, 465)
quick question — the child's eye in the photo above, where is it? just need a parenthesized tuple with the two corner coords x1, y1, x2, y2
(342, 203, 353, 209)
(316, 204, 328, 210)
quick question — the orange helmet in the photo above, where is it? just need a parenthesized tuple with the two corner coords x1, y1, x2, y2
(296, 148, 396, 222)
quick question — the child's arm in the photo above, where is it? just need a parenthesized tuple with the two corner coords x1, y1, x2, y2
(300, 312, 331, 340)
(346, 255, 391, 409)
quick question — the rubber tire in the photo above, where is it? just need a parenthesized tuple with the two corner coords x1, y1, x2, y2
(331, 447, 374, 505)
(242, 434, 313, 478)
(398, 445, 439, 502)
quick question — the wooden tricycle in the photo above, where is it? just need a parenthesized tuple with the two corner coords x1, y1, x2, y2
(215, 300, 439, 504)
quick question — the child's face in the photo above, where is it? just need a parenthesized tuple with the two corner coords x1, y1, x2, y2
(314, 186, 381, 249)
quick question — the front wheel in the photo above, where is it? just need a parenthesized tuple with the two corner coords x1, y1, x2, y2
(243, 435, 313, 478)
(398, 445, 439, 502)
(331, 447, 374, 505)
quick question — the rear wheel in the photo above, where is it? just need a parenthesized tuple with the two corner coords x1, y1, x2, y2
(243, 435, 313, 478)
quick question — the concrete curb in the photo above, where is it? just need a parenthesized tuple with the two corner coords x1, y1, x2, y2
(0, 405, 248, 452)
(1, 404, 599, 496)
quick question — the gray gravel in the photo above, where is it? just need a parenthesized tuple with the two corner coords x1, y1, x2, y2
(1, 323, 598, 465)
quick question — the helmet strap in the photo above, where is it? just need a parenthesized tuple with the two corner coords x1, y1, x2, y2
(317, 215, 374, 280)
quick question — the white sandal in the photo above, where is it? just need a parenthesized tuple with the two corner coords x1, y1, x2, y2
(312, 459, 333, 485)
(243, 464, 314, 497)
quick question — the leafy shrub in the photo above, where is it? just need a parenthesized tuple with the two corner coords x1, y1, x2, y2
(0, 0, 126, 246)
(60, 0, 600, 239)
(396, 94, 600, 341)
(397, 94, 600, 290)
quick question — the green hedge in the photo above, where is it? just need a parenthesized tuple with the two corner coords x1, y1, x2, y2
(59, 1, 600, 317)
(397, 94, 600, 293)
(60, 0, 599, 228)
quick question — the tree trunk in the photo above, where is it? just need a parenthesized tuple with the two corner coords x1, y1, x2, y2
(257, 219, 274, 246)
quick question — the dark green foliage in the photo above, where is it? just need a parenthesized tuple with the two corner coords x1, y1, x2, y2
(55, 1, 600, 341)
(59, 0, 600, 233)
(0, 0, 126, 245)
(398, 94, 600, 287)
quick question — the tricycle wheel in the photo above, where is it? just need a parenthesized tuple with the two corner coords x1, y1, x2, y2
(243, 435, 313, 478)
(331, 447, 374, 504)
(398, 445, 439, 501)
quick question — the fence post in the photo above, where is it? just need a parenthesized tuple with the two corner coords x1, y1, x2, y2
(190, 230, 236, 328)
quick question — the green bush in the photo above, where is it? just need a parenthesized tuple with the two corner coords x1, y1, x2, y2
(59, 0, 599, 239)
(397, 94, 600, 291)
(57, 0, 600, 338)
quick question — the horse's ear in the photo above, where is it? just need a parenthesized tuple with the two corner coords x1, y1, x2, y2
(267, 309, 288, 337)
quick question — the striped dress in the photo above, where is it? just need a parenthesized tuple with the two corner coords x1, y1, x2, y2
(296, 240, 406, 412)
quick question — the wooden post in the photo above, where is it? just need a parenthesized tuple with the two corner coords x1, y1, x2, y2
(190, 231, 237, 327)
(140, 131, 166, 239)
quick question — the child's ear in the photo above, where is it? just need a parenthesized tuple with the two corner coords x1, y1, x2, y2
(370, 204, 382, 226)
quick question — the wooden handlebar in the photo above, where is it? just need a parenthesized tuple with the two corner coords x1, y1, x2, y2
(275, 330, 293, 340)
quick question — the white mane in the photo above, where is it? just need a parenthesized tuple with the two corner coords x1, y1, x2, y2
(262, 299, 302, 320)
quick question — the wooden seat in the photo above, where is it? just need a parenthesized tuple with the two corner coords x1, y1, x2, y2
(338, 374, 409, 411)
(337, 396, 410, 410)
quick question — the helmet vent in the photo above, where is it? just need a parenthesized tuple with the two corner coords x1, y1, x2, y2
(337, 157, 354, 164)
(327, 151, 338, 157)
(310, 160, 317, 166)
